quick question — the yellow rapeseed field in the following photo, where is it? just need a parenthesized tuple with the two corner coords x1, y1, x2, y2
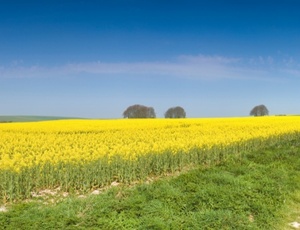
(1, 116, 300, 201)
(1, 116, 300, 172)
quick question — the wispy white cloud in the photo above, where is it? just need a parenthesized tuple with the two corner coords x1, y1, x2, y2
(280, 68, 300, 77)
(61, 55, 260, 80)
(0, 65, 50, 78)
(278, 57, 300, 78)
(255, 56, 274, 65)
(1, 54, 299, 81)
(178, 54, 240, 64)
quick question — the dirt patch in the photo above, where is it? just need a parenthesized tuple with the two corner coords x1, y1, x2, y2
(0, 206, 7, 212)
(289, 221, 300, 229)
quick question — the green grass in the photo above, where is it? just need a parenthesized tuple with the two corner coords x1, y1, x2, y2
(1, 142, 300, 229)
(0, 115, 82, 122)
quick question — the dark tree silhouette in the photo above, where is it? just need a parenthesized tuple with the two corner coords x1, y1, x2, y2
(250, 104, 269, 116)
(165, 106, 186, 118)
(123, 104, 156, 118)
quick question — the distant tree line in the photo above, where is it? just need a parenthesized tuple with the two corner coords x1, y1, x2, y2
(165, 106, 186, 118)
(123, 104, 270, 118)
(123, 104, 186, 119)
(123, 104, 156, 118)
(250, 104, 269, 116)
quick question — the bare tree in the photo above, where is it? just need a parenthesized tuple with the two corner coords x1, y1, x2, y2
(165, 106, 186, 118)
(250, 104, 269, 116)
(123, 104, 156, 118)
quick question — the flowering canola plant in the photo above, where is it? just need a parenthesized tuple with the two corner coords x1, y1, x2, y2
(1, 116, 300, 172)
(1, 116, 300, 201)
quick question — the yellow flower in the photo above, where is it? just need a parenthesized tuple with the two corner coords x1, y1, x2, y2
(1, 116, 300, 172)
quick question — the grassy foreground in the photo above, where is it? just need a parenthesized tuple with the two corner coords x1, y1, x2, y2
(1, 142, 300, 229)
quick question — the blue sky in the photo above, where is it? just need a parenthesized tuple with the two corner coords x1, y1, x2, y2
(1, 0, 300, 118)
